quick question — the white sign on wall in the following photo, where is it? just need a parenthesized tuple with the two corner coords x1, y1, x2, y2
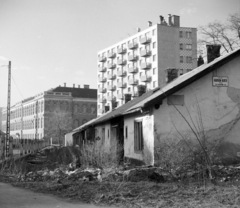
(212, 77, 229, 87)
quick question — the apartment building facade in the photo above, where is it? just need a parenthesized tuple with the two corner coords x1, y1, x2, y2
(1, 84, 97, 143)
(97, 15, 197, 115)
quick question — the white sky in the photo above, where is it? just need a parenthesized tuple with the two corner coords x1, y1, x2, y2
(0, 0, 240, 107)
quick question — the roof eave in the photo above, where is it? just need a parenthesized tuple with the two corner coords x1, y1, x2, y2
(143, 50, 240, 108)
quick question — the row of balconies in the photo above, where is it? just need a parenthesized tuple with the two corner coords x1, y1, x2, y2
(99, 75, 151, 85)
(99, 37, 152, 62)
(99, 49, 152, 63)
(99, 91, 139, 103)
(98, 76, 151, 92)
(99, 62, 151, 74)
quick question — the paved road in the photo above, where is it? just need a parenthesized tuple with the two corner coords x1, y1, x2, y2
(0, 182, 116, 208)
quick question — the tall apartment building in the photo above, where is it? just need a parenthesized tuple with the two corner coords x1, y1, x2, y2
(1, 84, 97, 143)
(97, 15, 197, 115)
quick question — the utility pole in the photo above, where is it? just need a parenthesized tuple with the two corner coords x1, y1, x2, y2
(5, 61, 11, 158)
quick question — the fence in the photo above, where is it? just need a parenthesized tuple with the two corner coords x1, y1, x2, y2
(0, 135, 50, 158)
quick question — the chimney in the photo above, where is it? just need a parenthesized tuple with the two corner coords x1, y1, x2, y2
(148, 21, 152, 27)
(64, 83, 66, 87)
(166, 68, 179, 83)
(159, 15, 164, 24)
(78, 85, 80, 88)
(137, 27, 141, 32)
(59, 85, 61, 87)
(138, 85, 146, 97)
(206, 45, 221, 63)
(124, 94, 132, 103)
(197, 55, 204, 67)
(112, 101, 118, 109)
(168, 14, 173, 26)
(172, 15, 180, 27)
(73, 84, 75, 88)
(105, 105, 109, 113)
(84, 84, 89, 89)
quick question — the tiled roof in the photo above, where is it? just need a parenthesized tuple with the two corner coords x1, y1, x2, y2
(51, 87, 97, 99)
(73, 88, 159, 132)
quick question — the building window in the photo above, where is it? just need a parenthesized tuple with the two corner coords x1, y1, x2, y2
(153, 68, 156, 75)
(186, 44, 192, 50)
(186, 31, 192, 38)
(102, 127, 105, 145)
(153, 55, 156, 62)
(179, 31, 183, 38)
(180, 56, 183, 63)
(153, 42, 156, 49)
(125, 126, 128, 139)
(180, 43, 183, 50)
(134, 120, 143, 152)
(152, 29, 156, 36)
(167, 95, 184, 106)
(186, 56, 192, 63)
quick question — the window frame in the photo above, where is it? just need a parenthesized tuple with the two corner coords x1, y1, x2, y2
(134, 119, 143, 152)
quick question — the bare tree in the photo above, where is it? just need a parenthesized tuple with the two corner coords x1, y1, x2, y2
(45, 111, 73, 145)
(198, 12, 240, 54)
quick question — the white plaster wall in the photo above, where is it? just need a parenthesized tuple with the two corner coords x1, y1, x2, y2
(94, 122, 111, 152)
(124, 112, 154, 165)
(153, 56, 240, 146)
(65, 132, 74, 146)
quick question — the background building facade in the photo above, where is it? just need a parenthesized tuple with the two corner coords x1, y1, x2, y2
(1, 84, 97, 144)
(97, 15, 197, 115)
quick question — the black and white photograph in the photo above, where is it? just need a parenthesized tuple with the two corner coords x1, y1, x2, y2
(0, 0, 240, 207)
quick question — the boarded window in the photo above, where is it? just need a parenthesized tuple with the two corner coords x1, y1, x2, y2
(134, 120, 143, 152)
(167, 95, 184, 106)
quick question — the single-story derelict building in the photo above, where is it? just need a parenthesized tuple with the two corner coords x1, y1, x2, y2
(67, 48, 240, 165)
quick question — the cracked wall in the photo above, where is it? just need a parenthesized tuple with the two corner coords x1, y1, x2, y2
(153, 55, 240, 164)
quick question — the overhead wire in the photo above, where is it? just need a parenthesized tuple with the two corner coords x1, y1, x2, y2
(11, 74, 25, 100)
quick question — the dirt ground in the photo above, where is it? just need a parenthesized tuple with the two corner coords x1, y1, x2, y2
(1, 147, 240, 208)
(1, 174, 240, 208)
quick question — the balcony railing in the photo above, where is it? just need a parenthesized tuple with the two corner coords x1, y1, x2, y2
(128, 42, 138, 50)
(140, 37, 151, 45)
(128, 79, 138, 85)
(128, 66, 138, 73)
(117, 70, 126, 77)
(117, 59, 126, 65)
(117, 82, 126, 88)
(107, 74, 116, 80)
(140, 75, 151, 82)
(108, 85, 116, 91)
(117, 47, 126, 54)
(128, 54, 138, 62)
(141, 62, 151, 70)
(98, 66, 107, 72)
(107, 51, 116, 58)
(99, 88, 107, 93)
(99, 98, 106, 103)
(99, 56, 106, 62)
(140, 49, 151, 57)
(107, 95, 116, 101)
(99, 77, 107, 82)
(108, 63, 116, 69)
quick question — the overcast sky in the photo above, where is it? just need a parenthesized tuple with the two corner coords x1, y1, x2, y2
(0, 0, 240, 107)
